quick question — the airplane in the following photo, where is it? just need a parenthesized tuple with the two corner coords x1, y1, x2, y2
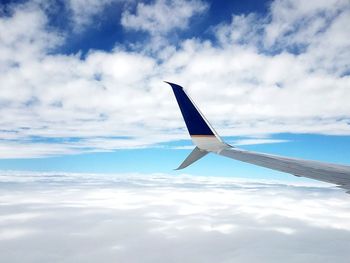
(165, 81, 350, 194)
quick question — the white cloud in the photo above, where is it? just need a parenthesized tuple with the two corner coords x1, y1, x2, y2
(265, 0, 348, 47)
(264, 0, 350, 76)
(0, 0, 349, 157)
(232, 138, 289, 146)
(0, 172, 349, 262)
(121, 0, 208, 35)
(65, 0, 122, 31)
(0, 2, 62, 65)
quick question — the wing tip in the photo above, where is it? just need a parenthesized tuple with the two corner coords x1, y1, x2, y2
(164, 81, 183, 90)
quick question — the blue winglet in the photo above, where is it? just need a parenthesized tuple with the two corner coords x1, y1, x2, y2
(165, 82, 214, 136)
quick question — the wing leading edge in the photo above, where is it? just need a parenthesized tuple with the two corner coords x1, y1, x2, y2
(166, 81, 350, 194)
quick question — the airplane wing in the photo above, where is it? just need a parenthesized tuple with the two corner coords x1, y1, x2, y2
(165, 81, 350, 193)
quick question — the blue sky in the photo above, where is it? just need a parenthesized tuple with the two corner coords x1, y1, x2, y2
(58, 0, 271, 55)
(0, 0, 350, 181)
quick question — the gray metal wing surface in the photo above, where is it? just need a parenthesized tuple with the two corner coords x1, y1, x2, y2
(165, 81, 350, 194)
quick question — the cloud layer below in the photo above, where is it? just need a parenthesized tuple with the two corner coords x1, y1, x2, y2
(1, 171, 350, 262)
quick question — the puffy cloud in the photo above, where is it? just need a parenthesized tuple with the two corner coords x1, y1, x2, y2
(264, 0, 350, 76)
(0, 0, 349, 157)
(65, 0, 122, 31)
(265, 0, 348, 47)
(0, 2, 62, 65)
(0, 172, 349, 262)
(121, 0, 208, 35)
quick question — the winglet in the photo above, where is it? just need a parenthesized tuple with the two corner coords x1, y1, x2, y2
(165, 81, 229, 155)
(175, 147, 208, 170)
(165, 81, 216, 136)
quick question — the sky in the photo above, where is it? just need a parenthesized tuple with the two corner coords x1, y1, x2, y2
(1, 1, 350, 262)
(0, 0, 349, 179)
